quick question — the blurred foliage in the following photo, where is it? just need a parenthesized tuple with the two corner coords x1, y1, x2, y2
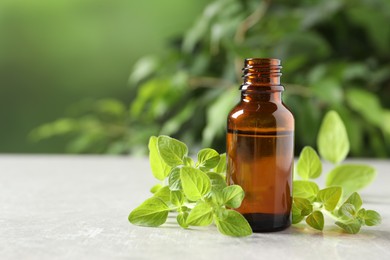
(31, 0, 390, 157)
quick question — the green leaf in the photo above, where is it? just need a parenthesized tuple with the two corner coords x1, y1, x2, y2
(222, 185, 245, 209)
(177, 212, 189, 228)
(316, 186, 342, 211)
(292, 204, 305, 224)
(170, 190, 184, 207)
(207, 172, 227, 191)
(317, 111, 350, 164)
(338, 203, 356, 219)
(215, 210, 252, 237)
(297, 146, 322, 179)
(343, 192, 363, 211)
(157, 135, 188, 167)
(362, 210, 382, 226)
(148, 136, 171, 180)
(150, 183, 163, 194)
(186, 201, 213, 226)
(326, 164, 376, 195)
(335, 221, 361, 234)
(214, 153, 227, 174)
(128, 197, 169, 227)
(168, 167, 182, 191)
(293, 197, 313, 216)
(153, 185, 171, 203)
(293, 180, 319, 201)
(180, 166, 211, 201)
(183, 156, 195, 167)
(197, 148, 220, 171)
(306, 211, 324, 231)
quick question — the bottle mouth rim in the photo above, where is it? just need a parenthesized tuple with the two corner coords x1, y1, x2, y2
(244, 58, 281, 66)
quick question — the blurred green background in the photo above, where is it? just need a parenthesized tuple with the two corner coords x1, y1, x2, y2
(1, 0, 389, 157)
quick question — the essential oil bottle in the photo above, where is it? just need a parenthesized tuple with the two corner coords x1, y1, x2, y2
(226, 58, 294, 232)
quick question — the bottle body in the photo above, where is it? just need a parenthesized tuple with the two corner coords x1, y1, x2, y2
(226, 58, 294, 232)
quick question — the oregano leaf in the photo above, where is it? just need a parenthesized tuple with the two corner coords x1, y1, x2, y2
(168, 167, 182, 191)
(306, 211, 324, 231)
(222, 185, 245, 209)
(177, 212, 189, 228)
(157, 135, 188, 167)
(293, 180, 319, 201)
(362, 210, 382, 226)
(297, 146, 322, 179)
(180, 166, 211, 201)
(317, 111, 350, 164)
(153, 185, 171, 204)
(128, 197, 170, 227)
(326, 164, 376, 195)
(148, 136, 171, 180)
(215, 210, 252, 237)
(186, 201, 213, 226)
(335, 220, 361, 234)
(214, 153, 227, 174)
(197, 148, 220, 171)
(316, 186, 342, 211)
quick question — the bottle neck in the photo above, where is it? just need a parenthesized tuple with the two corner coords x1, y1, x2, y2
(240, 58, 283, 102)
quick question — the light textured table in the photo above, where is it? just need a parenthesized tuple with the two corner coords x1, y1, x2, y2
(0, 155, 389, 260)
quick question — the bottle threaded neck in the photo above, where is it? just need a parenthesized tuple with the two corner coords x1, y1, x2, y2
(241, 58, 282, 89)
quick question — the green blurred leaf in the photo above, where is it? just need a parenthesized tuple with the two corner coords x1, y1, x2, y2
(317, 111, 350, 164)
(335, 221, 361, 234)
(326, 164, 376, 195)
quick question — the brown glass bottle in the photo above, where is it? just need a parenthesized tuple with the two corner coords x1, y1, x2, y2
(226, 58, 294, 232)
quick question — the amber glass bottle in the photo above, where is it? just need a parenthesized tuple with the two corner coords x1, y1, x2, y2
(226, 58, 294, 232)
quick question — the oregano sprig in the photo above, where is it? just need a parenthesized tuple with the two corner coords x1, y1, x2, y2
(129, 135, 252, 237)
(293, 110, 381, 233)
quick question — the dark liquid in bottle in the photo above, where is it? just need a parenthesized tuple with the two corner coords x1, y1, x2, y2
(227, 129, 293, 232)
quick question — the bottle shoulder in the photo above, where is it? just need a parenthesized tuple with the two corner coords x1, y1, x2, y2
(227, 101, 294, 131)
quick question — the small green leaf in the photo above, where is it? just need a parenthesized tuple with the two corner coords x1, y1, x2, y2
(335, 220, 361, 234)
(306, 211, 324, 231)
(222, 185, 245, 209)
(197, 148, 220, 171)
(183, 156, 195, 167)
(326, 164, 376, 195)
(292, 204, 305, 224)
(214, 153, 227, 174)
(177, 212, 189, 228)
(170, 190, 184, 206)
(293, 180, 319, 201)
(343, 192, 363, 211)
(148, 136, 171, 180)
(168, 167, 182, 191)
(338, 203, 356, 219)
(207, 172, 227, 191)
(180, 166, 211, 201)
(215, 210, 252, 237)
(153, 185, 171, 203)
(316, 186, 342, 211)
(128, 197, 169, 227)
(362, 210, 382, 226)
(297, 146, 322, 179)
(317, 111, 350, 164)
(186, 201, 213, 226)
(293, 197, 313, 216)
(150, 183, 163, 194)
(157, 135, 188, 167)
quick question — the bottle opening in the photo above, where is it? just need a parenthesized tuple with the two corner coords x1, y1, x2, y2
(241, 58, 282, 88)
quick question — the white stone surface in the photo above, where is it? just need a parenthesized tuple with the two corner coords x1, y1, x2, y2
(0, 155, 389, 260)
